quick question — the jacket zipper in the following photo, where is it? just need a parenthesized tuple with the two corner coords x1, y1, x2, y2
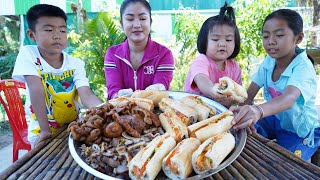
(133, 70, 137, 90)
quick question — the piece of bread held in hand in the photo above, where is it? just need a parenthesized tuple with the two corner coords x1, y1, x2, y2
(212, 76, 248, 103)
(131, 90, 169, 107)
(192, 132, 235, 174)
(162, 138, 201, 179)
(188, 110, 234, 142)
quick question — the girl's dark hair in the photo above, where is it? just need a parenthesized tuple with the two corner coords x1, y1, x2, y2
(197, 3, 240, 59)
(26, 4, 67, 32)
(263, 9, 303, 36)
(263, 9, 314, 65)
(120, 0, 151, 22)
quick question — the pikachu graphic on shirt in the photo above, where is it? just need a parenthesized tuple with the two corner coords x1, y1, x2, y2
(47, 83, 79, 127)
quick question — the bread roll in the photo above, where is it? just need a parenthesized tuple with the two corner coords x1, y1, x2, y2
(212, 76, 248, 103)
(192, 132, 235, 174)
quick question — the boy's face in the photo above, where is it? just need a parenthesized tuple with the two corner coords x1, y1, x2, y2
(27, 16, 67, 57)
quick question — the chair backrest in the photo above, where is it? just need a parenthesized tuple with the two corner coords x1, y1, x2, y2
(0, 79, 27, 139)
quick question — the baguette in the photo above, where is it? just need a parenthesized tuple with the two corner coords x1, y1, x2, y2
(188, 110, 234, 142)
(159, 98, 198, 125)
(212, 76, 248, 103)
(109, 97, 154, 111)
(181, 95, 216, 120)
(162, 138, 201, 179)
(159, 109, 188, 142)
(131, 90, 169, 107)
(192, 132, 235, 174)
(129, 134, 176, 180)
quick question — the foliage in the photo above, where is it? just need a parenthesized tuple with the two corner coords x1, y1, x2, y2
(0, 53, 17, 79)
(0, 16, 19, 56)
(70, 12, 125, 99)
(233, 0, 288, 88)
(170, 8, 205, 91)
(0, 16, 20, 80)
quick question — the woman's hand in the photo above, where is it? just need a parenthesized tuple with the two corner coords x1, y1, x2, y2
(229, 105, 262, 133)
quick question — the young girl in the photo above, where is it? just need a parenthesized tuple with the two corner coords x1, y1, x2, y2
(184, 4, 242, 107)
(231, 9, 320, 161)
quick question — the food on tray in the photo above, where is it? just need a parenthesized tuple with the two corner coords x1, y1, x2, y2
(128, 134, 176, 180)
(68, 101, 160, 144)
(181, 95, 216, 120)
(80, 127, 163, 179)
(162, 138, 201, 179)
(188, 110, 234, 142)
(103, 122, 123, 138)
(159, 97, 198, 125)
(71, 92, 240, 179)
(109, 97, 154, 111)
(192, 132, 235, 174)
(131, 90, 169, 107)
(159, 109, 188, 142)
(212, 76, 248, 103)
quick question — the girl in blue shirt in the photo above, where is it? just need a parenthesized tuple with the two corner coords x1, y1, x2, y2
(231, 9, 320, 161)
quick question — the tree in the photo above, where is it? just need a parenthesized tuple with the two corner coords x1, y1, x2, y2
(233, 0, 287, 87)
(297, 0, 320, 26)
(170, 8, 205, 91)
(70, 12, 125, 98)
(297, 0, 320, 46)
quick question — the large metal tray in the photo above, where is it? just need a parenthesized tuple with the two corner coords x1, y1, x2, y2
(69, 91, 247, 180)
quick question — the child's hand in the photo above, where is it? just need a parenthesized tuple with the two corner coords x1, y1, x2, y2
(35, 130, 52, 147)
(211, 90, 234, 107)
(229, 105, 262, 131)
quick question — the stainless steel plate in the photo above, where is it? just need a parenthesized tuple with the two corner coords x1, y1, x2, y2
(69, 91, 247, 180)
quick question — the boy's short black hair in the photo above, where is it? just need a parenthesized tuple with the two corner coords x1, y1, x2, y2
(26, 4, 67, 31)
(197, 4, 240, 59)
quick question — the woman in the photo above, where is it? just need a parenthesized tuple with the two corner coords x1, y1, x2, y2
(104, 0, 175, 99)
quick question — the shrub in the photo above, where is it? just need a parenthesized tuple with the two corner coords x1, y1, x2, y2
(170, 8, 205, 91)
(70, 12, 125, 99)
(0, 53, 17, 79)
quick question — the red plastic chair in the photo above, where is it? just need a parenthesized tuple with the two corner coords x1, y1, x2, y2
(0, 79, 31, 162)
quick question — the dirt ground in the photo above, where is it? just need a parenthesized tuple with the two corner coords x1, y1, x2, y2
(0, 131, 13, 149)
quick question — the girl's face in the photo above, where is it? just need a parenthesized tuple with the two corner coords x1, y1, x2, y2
(121, 2, 151, 44)
(262, 18, 302, 62)
(206, 24, 235, 62)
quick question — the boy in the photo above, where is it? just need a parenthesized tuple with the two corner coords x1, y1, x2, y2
(12, 4, 102, 147)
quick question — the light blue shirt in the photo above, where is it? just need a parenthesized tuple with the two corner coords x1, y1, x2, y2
(252, 49, 320, 146)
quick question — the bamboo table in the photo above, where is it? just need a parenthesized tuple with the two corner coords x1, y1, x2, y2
(1, 126, 320, 180)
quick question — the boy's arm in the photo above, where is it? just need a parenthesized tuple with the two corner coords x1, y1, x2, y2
(25, 75, 52, 145)
(77, 86, 102, 108)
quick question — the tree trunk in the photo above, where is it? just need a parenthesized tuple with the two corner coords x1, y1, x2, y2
(313, 0, 319, 26)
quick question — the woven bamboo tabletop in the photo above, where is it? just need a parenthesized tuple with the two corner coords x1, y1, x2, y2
(1, 127, 320, 180)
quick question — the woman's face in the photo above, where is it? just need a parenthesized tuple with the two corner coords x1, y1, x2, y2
(121, 2, 151, 44)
